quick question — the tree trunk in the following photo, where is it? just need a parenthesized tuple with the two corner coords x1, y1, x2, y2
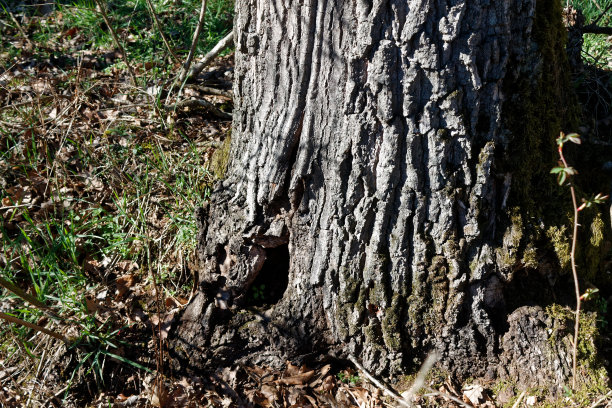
(172, 0, 600, 391)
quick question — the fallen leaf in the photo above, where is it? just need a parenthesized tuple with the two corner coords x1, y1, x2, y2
(463, 384, 485, 405)
(276, 370, 315, 386)
(116, 274, 136, 299)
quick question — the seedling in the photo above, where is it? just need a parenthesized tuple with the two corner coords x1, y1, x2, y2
(551, 132, 609, 390)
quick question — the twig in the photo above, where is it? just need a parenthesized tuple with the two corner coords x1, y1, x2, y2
(93, 0, 138, 86)
(511, 390, 526, 408)
(591, 2, 612, 25)
(0, 95, 72, 112)
(164, 98, 232, 120)
(0, 312, 69, 344)
(589, 390, 612, 408)
(187, 31, 234, 80)
(143, 0, 179, 63)
(5, 7, 33, 48)
(0, 276, 51, 311)
(423, 386, 472, 408)
(402, 353, 440, 403)
(178, 0, 208, 83)
(347, 354, 411, 407)
(186, 84, 233, 98)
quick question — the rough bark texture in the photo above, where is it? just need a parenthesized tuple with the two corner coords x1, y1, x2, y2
(172, 0, 588, 389)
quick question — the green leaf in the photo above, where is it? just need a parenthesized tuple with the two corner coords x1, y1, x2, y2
(564, 167, 577, 176)
(100, 350, 154, 373)
(558, 172, 567, 185)
(566, 133, 581, 144)
(550, 167, 564, 174)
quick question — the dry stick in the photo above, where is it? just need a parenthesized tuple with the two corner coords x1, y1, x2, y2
(589, 390, 612, 408)
(187, 31, 234, 80)
(143, 0, 179, 63)
(558, 144, 581, 390)
(0, 312, 69, 344)
(348, 354, 411, 407)
(164, 98, 232, 119)
(178, 0, 208, 83)
(5, 7, 33, 48)
(592, 2, 612, 25)
(186, 84, 233, 98)
(0, 276, 51, 311)
(511, 390, 527, 408)
(93, 0, 138, 86)
(423, 387, 472, 408)
(402, 353, 440, 403)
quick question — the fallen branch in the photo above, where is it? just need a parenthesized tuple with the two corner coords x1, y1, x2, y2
(591, 3, 612, 26)
(164, 98, 232, 120)
(178, 0, 208, 83)
(423, 386, 472, 408)
(589, 390, 612, 408)
(187, 31, 234, 80)
(186, 84, 233, 99)
(511, 390, 526, 408)
(0, 276, 51, 311)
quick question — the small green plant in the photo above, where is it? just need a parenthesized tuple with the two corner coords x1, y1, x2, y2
(250, 283, 266, 301)
(337, 372, 361, 386)
(551, 131, 609, 390)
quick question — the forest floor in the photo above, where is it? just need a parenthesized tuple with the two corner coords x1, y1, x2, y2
(1, 1, 612, 407)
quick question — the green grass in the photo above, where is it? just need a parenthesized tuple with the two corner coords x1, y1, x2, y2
(570, 0, 612, 68)
(1, 0, 233, 73)
(0, 0, 227, 394)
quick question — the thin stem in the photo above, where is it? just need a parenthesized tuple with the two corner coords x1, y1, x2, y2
(93, 0, 138, 86)
(559, 145, 580, 390)
(0, 312, 69, 344)
(179, 0, 208, 83)
(143, 0, 179, 63)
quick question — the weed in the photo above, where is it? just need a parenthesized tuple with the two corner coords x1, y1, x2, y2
(551, 131, 609, 390)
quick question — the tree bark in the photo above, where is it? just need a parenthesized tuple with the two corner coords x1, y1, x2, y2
(172, 0, 599, 390)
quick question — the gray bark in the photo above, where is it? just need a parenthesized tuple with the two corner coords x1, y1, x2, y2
(172, 0, 580, 388)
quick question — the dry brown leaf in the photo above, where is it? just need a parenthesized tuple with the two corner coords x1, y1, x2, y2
(315, 375, 336, 392)
(308, 363, 331, 387)
(463, 384, 485, 405)
(260, 384, 279, 402)
(116, 274, 136, 299)
(276, 370, 315, 386)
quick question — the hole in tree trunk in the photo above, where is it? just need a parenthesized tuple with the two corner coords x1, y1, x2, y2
(245, 244, 289, 307)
